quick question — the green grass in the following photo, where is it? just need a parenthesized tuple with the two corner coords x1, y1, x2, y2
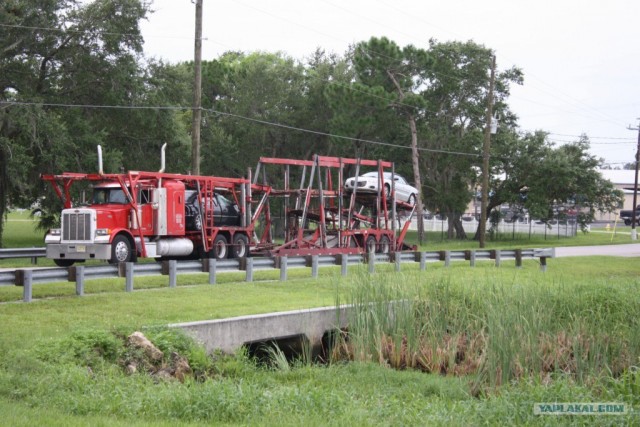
(0, 259, 639, 425)
(2, 210, 639, 424)
(2, 210, 44, 248)
(342, 267, 640, 390)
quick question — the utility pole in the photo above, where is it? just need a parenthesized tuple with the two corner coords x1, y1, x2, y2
(627, 118, 640, 241)
(191, 0, 203, 175)
(479, 55, 496, 248)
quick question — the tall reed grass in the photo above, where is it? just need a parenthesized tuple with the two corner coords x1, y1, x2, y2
(336, 270, 640, 392)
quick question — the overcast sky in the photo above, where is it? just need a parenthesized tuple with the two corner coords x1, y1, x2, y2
(140, 0, 640, 166)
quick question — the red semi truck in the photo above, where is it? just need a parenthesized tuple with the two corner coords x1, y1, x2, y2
(42, 145, 271, 266)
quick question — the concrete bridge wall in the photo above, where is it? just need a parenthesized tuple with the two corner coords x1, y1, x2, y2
(170, 305, 351, 353)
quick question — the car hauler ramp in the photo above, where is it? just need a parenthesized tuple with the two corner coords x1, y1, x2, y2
(255, 155, 416, 257)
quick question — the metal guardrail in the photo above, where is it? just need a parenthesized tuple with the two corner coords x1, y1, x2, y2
(0, 248, 555, 302)
(0, 247, 46, 263)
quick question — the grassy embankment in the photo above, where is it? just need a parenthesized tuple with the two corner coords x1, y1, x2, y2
(1, 210, 639, 424)
(0, 254, 638, 425)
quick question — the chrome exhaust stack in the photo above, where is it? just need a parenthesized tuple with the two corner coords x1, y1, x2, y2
(97, 145, 104, 175)
(159, 143, 167, 173)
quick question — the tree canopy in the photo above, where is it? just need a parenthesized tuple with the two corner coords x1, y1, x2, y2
(0, 1, 622, 246)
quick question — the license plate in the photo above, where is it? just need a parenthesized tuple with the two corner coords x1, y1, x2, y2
(75, 245, 86, 253)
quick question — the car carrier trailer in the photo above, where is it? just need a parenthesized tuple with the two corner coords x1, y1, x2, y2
(254, 154, 417, 256)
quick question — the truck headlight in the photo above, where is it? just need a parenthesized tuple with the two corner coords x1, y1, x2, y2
(49, 228, 61, 236)
(96, 228, 111, 236)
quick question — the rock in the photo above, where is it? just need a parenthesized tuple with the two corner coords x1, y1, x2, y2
(127, 331, 164, 361)
(125, 362, 137, 375)
(171, 351, 192, 382)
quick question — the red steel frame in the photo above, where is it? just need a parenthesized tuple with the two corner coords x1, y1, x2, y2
(255, 155, 416, 256)
(41, 171, 272, 258)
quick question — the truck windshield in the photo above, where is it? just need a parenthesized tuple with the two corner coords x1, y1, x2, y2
(93, 188, 128, 204)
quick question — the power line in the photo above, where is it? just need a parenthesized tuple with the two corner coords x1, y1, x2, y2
(548, 133, 635, 140)
(0, 23, 195, 40)
(0, 100, 482, 158)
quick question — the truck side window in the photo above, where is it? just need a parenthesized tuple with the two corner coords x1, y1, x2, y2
(138, 189, 151, 204)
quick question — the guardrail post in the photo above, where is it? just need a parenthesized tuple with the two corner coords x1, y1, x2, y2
(470, 250, 476, 267)
(419, 252, 426, 271)
(394, 253, 401, 272)
(280, 256, 288, 282)
(208, 258, 217, 285)
(368, 253, 375, 273)
(125, 262, 134, 292)
(31, 256, 38, 265)
(515, 249, 523, 268)
(341, 254, 348, 277)
(246, 257, 254, 282)
(311, 255, 319, 278)
(75, 265, 85, 296)
(540, 256, 547, 272)
(495, 250, 502, 267)
(444, 250, 451, 267)
(168, 260, 177, 288)
(22, 270, 32, 303)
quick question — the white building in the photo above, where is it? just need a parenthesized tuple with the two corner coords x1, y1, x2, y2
(597, 169, 637, 223)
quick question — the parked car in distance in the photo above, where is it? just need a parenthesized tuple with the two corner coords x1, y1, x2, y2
(185, 190, 241, 230)
(344, 172, 418, 204)
(620, 205, 640, 226)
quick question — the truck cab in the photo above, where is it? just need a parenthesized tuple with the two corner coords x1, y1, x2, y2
(45, 178, 189, 266)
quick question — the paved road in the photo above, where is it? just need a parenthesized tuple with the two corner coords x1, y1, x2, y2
(554, 244, 640, 258)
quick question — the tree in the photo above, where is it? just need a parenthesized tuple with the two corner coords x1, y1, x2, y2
(421, 40, 522, 239)
(346, 37, 431, 241)
(0, 0, 154, 245)
(485, 132, 623, 231)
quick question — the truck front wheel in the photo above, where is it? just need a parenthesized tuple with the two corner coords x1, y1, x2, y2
(110, 235, 133, 264)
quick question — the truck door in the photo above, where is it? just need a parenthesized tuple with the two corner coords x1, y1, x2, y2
(137, 187, 154, 234)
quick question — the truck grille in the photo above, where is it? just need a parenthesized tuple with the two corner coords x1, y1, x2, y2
(62, 211, 92, 241)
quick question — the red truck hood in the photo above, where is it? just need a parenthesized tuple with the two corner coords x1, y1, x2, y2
(92, 205, 131, 228)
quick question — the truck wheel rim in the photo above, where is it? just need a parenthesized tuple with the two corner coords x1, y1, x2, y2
(236, 240, 246, 257)
(115, 241, 129, 262)
(216, 241, 227, 258)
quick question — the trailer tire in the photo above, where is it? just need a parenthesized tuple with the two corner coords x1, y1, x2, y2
(624, 219, 631, 226)
(365, 235, 377, 254)
(110, 235, 133, 264)
(210, 234, 228, 260)
(408, 193, 416, 206)
(378, 235, 390, 254)
(230, 233, 249, 258)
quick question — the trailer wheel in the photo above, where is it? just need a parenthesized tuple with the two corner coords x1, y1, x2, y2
(211, 234, 228, 260)
(230, 234, 249, 258)
(110, 235, 133, 263)
(54, 259, 74, 267)
(378, 236, 390, 254)
(624, 219, 631, 226)
(365, 235, 377, 254)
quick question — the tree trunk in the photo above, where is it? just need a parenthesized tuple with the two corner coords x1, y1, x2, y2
(452, 216, 467, 240)
(473, 200, 500, 241)
(385, 70, 424, 244)
(0, 145, 6, 247)
(408, 114, 425, 243)
(446, 212, 468, 240)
